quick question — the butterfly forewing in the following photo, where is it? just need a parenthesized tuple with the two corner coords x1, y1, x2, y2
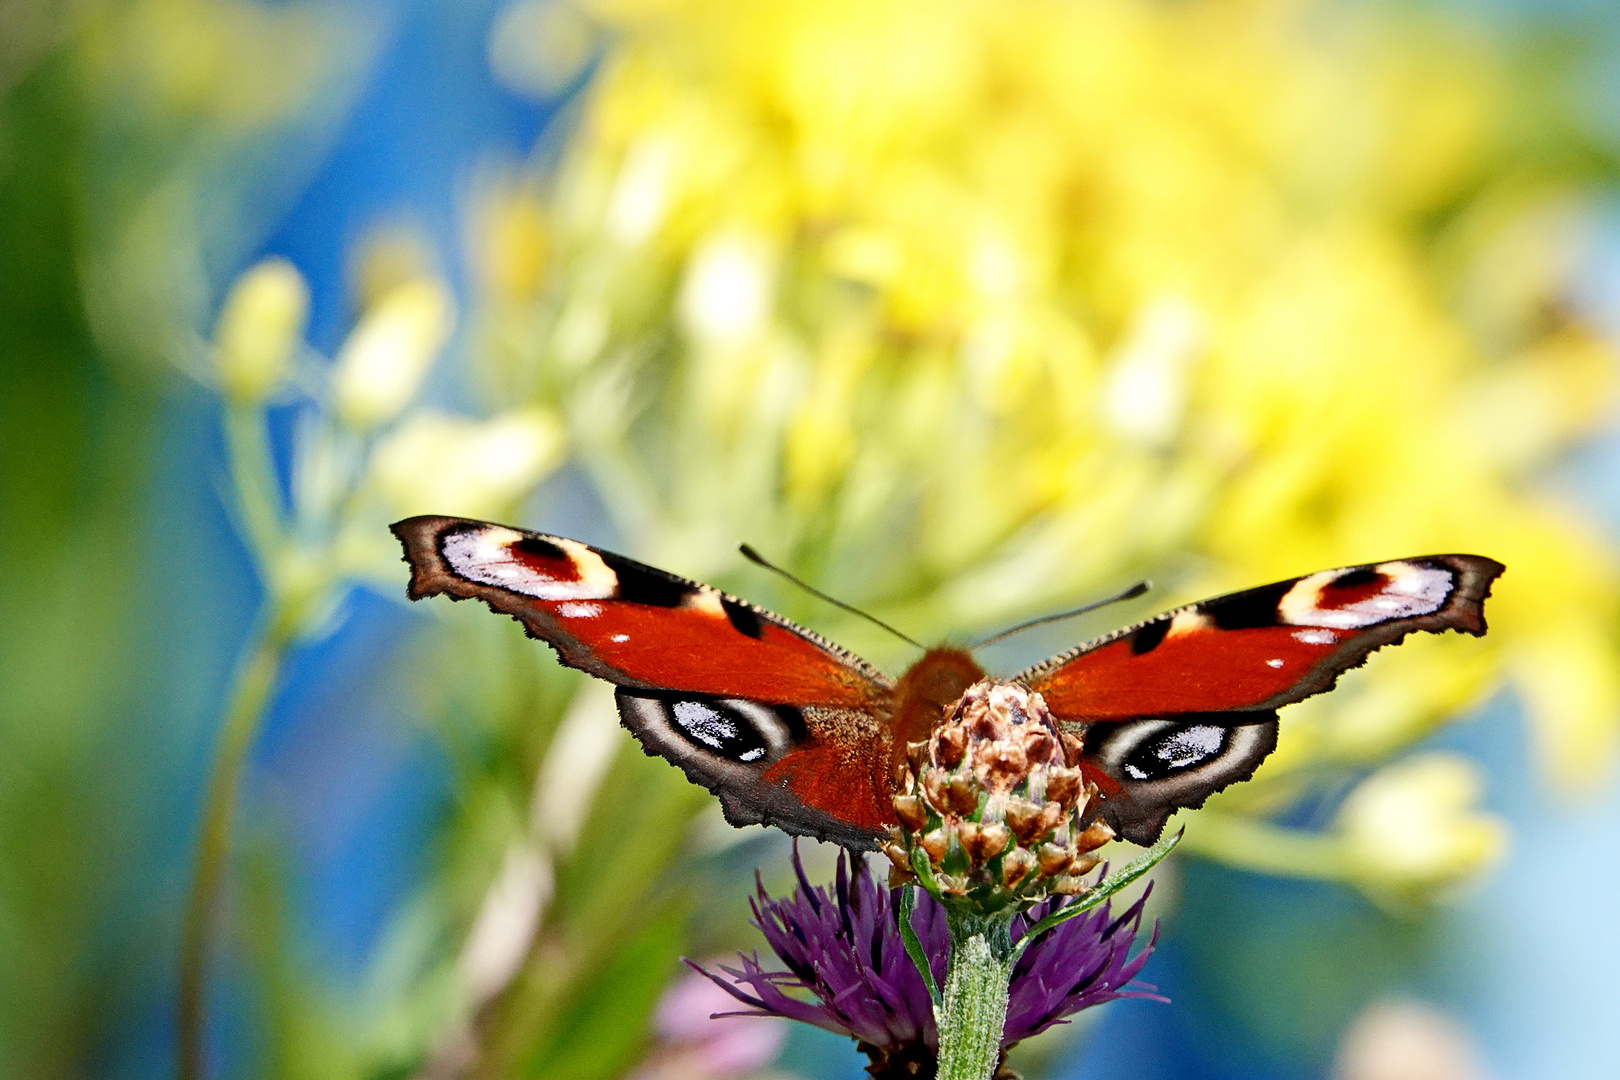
(1018, 555, 1504, 721)
(394, 515, 890, 703)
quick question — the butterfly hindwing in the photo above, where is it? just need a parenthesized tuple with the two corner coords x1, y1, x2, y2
(392, 515, 897, 847)
(1078, 713, 1279, 844)
(615, 690, 896, 848)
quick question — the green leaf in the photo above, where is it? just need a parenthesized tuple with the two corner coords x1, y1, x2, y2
(1013, 828, 1182, 958)
(898, 886, 942, 1008)
(518, 898, 688, 1080)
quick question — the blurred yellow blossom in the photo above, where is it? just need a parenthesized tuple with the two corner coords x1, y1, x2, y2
(213, 258, 308, 403)
(469, 0, 1620, 799)
(82, 0, 335, 126)
(489, 0, 599, 99)
(369, 407, 567, 519)
(474, 184, 553, 305)
(333, 278, 456, 430)
(1336, 755, 1508, 908)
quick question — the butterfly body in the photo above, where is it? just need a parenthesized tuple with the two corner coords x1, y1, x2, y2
(393, 516, 1502, 849)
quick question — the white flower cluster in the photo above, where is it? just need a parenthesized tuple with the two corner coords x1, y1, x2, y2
(209, 257, 566, 637)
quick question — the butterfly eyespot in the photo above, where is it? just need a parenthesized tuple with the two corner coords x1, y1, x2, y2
(1122, 724, 1227, 780)
(669, 700, 771, 762)
(618, 692, 802, 768)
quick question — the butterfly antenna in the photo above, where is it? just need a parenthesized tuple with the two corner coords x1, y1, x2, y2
(739, 544, 926, 651)
(969, 580, 1151, 651)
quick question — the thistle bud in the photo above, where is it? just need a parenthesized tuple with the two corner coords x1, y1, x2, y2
(892, 794, 928, 832)
(890, 680, 1115, 913)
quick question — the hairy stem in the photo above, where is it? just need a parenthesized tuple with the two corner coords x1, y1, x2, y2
(936, 910, 1016, 1080)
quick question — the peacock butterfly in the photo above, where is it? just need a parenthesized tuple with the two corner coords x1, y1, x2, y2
(391, 516, 1503, 849)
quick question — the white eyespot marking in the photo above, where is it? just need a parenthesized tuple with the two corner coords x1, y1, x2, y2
(679, 588, 727, 617)
(1293, 628, 1338, 645)
(556, 602, 602, 618)
(610, 633, 630, 643)
(1266, 658, 1285, 668)
(739, 747, 764, 762)
(1121, 724, 1226, 779)
(1157, 725, 1225, 768)
(1167, 609, 1213, 637)
(442, 529, 619, 601)
(1278, 563, 1453, 630)
(671, 700, 738, 749)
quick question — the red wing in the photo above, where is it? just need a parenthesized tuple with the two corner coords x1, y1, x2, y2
(1018, 555, 1504, 722)
(392, 516, 890, 705)
(392, 516, 897, 849)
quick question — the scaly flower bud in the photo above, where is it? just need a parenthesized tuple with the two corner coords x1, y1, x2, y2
(332, 278, 455, 430)
(891, 680, 1115, 912)
(214, 258, 308, 403)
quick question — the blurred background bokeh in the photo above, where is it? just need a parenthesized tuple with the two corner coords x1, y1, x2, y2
(5, 1, 1620, 1078)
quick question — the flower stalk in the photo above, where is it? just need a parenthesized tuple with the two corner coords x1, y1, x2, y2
(179, 256, 566, 1080)
(176, 616, 291, 1080)
(178, 395, 310, 1080)
(936, 910, 1017, 1080)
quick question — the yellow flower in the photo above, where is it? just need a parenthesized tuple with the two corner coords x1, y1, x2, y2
(1336, 755, 1508, 907)
(465, 0, 1620, 890)
(332, 278, 456, 430)
(368, 407, 566, 520)
(214, 258, 308, 403)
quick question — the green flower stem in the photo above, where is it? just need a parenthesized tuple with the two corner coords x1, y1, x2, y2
(937, 910, 1017, 1080)
(178, 401, 295, 1080)
(176, 617, 292, 1080)
(1178, 812, 1345, 880)
(223, 404, 282, 566)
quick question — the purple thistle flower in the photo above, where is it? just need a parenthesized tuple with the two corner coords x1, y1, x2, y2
(691, 845, 1161, 1078)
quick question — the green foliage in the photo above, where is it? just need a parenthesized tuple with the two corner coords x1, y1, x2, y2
(0, 48, 159, 1080)
(517, 902, 686, 1080)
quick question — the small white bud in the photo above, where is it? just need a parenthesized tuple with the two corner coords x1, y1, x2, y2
(1101, 297, 1203, 446)
(369, 407, 565, 519)
(332, 278, 455, 429)
(214, 258, 309, 403)
(677, 232, 774, 348)
(1334, 999, 1491, 1080)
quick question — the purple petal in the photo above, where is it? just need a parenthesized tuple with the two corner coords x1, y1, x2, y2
(691, 844, 1162, 1060)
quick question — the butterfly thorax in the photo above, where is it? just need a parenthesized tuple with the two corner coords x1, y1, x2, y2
(888, 647, 986, 768)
